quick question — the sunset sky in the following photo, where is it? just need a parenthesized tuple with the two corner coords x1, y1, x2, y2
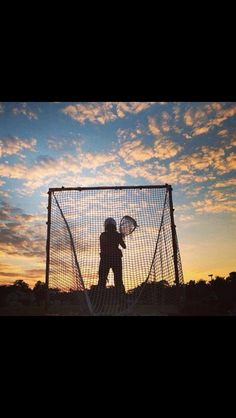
(0, 102, 236, 287)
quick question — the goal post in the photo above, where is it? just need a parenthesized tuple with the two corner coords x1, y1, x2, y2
(45, 184, 184, 315)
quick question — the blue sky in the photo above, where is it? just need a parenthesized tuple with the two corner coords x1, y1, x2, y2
(0, 102, 236, 286)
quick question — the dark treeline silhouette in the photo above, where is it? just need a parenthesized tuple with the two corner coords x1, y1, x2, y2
(0, 272, 236, 315)
(0, 280, 47, 309)
(180, 272, 236, 315)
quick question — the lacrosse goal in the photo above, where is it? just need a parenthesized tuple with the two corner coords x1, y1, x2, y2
(45, 185, 184, 315)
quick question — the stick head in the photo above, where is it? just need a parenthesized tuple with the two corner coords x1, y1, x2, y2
(119, 215, 138, 236)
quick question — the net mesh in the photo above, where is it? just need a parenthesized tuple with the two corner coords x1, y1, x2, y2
(47, 186, 184, 315)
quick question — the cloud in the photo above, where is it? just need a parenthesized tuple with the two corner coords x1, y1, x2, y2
(225, 152, 236, 171)
(207, 189, 236, 202)
(24, 269, 45, 279)
(192, 126, 210, 136)
(230, 137, 236, 147)
(0, 263, 45, 287)
(123, 140, 236, 185)
(0, 103, 4, 114)
(217, 129, 228, 137)
(156, 172, 216, 185)
(116, 126, 145, 142)
(183, 133, 192, 140)
(118, 140, 153, 165)
(182, 186, 204, 196)
(146, 116, 183, 159)
(173, 104, 181, 122)
(116, 102, 155, 117)
(51, 161, 127, 188)
(148, 116, 161, 136)
(62, 102, 155, 124)
(125, 157, 216, 186)
(47, 138, 67, 150)
(178, 214, 195, 222)
(126, 162, 167, 183)
(154, 137, 182, 160)
(0, 137, 37, 158)
(149, 113, 182, 137)
(184, 109, 194, 126)
(0, 149, 119, 191)
(213, 179, 236, 188)
(192, 197, 236, 214)
(46, 135, 82, 152)
(0, 189, 10, 198)
(169, 146, 226, 174)
(211, 151, 236, 174)
(190, 187, 236, 214)
(183, 103, 236, 137)
(0, 202, 46, 261)
(118, 131, 182, 165)
(2, 143, 230, 193)
(79, 152, 117, 169)
(12, 103, 38, 120)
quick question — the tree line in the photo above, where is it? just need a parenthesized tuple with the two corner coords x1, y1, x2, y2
(0, 272, 235, 315)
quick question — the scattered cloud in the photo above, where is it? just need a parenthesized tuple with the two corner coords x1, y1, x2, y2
(0, 189, 10, 198)
(118, 140, 153, 165)
(0, 137, 37, 158)
(173, 104, 181, 122)
(79, 152, 117, 170)
(0, 202, 46, 261)
(213, 178, 236, 188)
(169, 146, 227, 174)
(12, 103, 38, 120)
(230, 137, 236, 147)
(62, 102, 155, 124)
(182, 186, 204, 196)
(192, 197, 236, 214)
(183, 109, 194, 126)
(183, 103, 236, 137)
(118, 130, 182, 165)
(126, 162, 167, 183)
(0, 264, 45, 287)
(116, 126, 145, 143)
(147, 116, 183, 159)
(192, 126, 210, 136)
(0, 149, 119, 191)
(190, 187, 236, 214)
(178, 214, 195, 222)
(148, 116, 161, 136)
(47, 138, 67, 150)
(154, 137, 182, 160)
(217, 129, 228, 137)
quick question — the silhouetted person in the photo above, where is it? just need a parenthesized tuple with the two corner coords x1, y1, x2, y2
(98, 218, 126, 292)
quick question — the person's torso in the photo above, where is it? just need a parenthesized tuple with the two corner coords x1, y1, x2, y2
(100, 231, 122, 256)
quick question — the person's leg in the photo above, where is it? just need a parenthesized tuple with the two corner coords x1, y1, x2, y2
(98, 257, 110, 288)
(112, 256, 125, 293)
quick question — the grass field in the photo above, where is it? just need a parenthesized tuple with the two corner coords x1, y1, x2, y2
(0, 304, 180, 316)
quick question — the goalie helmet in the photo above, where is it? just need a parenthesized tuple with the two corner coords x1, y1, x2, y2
(104, 217, 117, 228)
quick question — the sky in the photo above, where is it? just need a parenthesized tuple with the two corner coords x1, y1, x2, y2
(0, 102, 236, 288)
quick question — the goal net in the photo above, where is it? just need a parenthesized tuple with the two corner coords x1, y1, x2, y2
(46, 185, 184, 315)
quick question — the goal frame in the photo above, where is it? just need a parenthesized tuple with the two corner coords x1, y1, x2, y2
(44, 184, 182, 312)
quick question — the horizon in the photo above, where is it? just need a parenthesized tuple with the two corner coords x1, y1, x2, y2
(0, 102, 236, 287)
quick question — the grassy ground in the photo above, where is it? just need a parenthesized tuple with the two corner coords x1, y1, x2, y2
(0, 304, 180, 316)
(0, 306, 46, 316)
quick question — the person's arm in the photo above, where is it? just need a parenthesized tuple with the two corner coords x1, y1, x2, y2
(119, 233, 126, 249)
(100, 233, 105, 251)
